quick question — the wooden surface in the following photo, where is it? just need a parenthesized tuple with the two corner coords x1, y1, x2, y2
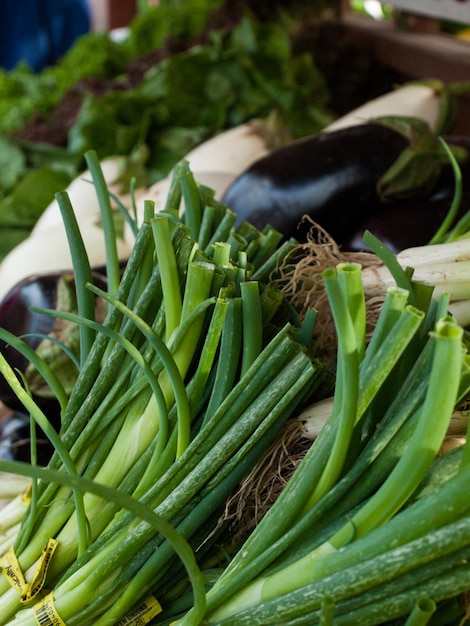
(340, 12, 470, 83)
(385, 0, 470, 25)
(339, 9, 470, 135)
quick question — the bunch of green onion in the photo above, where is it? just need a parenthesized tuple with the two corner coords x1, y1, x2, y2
(0, 152, 327, 624)
(172, 254, 470, 624)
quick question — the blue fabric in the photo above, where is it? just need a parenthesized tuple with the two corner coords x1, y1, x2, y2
(0, 0, 91, 72)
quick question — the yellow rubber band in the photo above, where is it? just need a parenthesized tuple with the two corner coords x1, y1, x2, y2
(26, 539, 59, 603)
(0, 546, 28, 597)
(1, 539, 58, 604)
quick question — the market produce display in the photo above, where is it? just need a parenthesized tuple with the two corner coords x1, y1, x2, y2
(221, 115, 465, 246)
(0, 79, 466, 302)
(0, 0, 335, 262)
(1, 1, 470, 625)
(0, 153, 470, 624)
(0, 153, 329, 624)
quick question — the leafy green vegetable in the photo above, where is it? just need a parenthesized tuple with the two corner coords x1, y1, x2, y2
(0, 166, 72, 227)
(0, 135, 25, 194)
(69, 15, 331, 185)
(0, 33, 131, 135)
(0, 4, 332, 262)
(0, 228, 31, 259)
(0, 161, 72, 272)
(127, 0, 222, 57)
(0, 138, 77, 260)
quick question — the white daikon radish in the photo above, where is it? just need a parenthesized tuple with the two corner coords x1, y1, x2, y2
(182, 121, 275, 174)
(0, 222, 132, 302)
(324, 83, 443, 133)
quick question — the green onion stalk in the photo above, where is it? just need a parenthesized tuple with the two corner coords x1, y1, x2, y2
(174, 254, 470, 625)
(0, 155, 327, 624)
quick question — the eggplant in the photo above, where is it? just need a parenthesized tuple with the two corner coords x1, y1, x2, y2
(343, 186, 470, 254)
(343, 136, 470, 253)
(0, 411, 54, 465)
(0, 269, 109, 466)
(221, 117, 467, 247)
(0, 269, 107, 420)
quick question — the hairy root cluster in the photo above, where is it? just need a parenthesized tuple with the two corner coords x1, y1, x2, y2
(273, 218, 383, 361)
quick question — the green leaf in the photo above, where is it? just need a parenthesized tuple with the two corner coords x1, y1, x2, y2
(146, 126, 210, 183)
(375, 116, 466, 199)
(0, 228, 30, 261)
(0, 166, 72, 227)
(0, 134, 26, 194)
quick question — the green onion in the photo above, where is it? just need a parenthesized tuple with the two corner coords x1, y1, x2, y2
(152, 215, 184, 342)
(428, 138, 463, 245)
(55, 190, 95, 366)
(0, 459, 207, 626)
(0, 159, 325, 625)
(404, 598, 436, 626)
(84, 150, 121, 297)
(184, 252, 469, 626)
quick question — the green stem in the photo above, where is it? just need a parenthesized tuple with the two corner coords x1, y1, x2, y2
(152, 215, 183, 342)
(180, 161, 202, 241)
(361, 287, 410, 369)
(256, 318, 463, 604)
(126, 200, 156, 310)
(86, 282, 192, 459)
(55, 190, 95, 367)
(204, 298, 243, 424)
(206, 468, 470, 624)
(0, 354, 90, 557)
(305, 267, 360, 508)
(0, 460, 206, 626)
(357, 305, 424, 418)
(337, 263, 366, 360)
(404, 598, 436, 626)
(84, 150, 121, 297)
(331, 317, 463, 545)
(319, 596, 335, 626)
(240, 281, 263, 376)
(363, 230, 416, 305)
(58, 219, 153, 432)
(428, 138, 462, 244)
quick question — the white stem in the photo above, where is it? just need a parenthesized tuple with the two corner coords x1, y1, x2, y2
(360, 264, 394, 296)
(296, 396, 334, 439)
(448, 300, 470, 326)
(397, 238, 470, 268)
(0, 474, 30, 502)
(298, 401, 467, 442)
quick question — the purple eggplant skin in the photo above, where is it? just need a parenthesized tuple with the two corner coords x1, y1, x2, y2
(0, 269, 108, 466)
(0, 411, 54, 465)
(222, 122, 412, 243)
(343, 188, 470, 254)
(0, 269, 107, 419)
(0, 273, 63, 418)
(343, 136, 470, 254)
